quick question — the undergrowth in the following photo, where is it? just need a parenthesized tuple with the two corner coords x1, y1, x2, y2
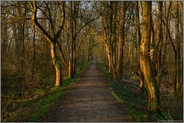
(97, 62, 169, 122)
(2, 61, 92, 122)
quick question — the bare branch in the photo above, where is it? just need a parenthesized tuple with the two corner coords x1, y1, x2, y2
(29, 1, 53, 43)
(44, 1, 55, 36)
(54, 1, 65, 40)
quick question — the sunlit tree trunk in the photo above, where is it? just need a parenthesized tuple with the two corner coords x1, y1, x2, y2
(100, 2, 116, 79)
(140, 2, 161, 112)
(136, 1, 141, 61)
(136, 2, 145, 91)
(29, 1, 65, 86)
(51, 43, 62, 86)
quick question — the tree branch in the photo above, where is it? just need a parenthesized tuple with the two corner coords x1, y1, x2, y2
(162, 20, 176, 53)
(29, 1, 53, 43)
(44, 1, 55, 36)
(54, 1, 65, 40)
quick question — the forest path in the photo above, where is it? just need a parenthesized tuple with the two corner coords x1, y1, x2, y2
(42, 60, 130, 122)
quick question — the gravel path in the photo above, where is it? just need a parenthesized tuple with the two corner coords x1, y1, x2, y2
(42, 61, 130, 122)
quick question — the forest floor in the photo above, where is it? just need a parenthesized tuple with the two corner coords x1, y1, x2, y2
(42, 61, 133, 122)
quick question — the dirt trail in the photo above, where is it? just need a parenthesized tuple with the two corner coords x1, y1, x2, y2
(43, 61, 130, 122)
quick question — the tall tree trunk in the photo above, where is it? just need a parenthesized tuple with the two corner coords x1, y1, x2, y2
(69, 1, 74, 78)
(176, 1, 180, 94)
(117, 1, 126, 79)
(140, 2, 161, 112)
(51, 43, 62, 86)
(109, 47, 116, 80)
(73, 2, 79, 76)
(105, 43, 115, 79)
(177, 2, 183, 96)
(31, 25, 36, 83)
(113, 2, 117, 67)
(156, 1, 163, 88)
(162, 1, 171, 66)
(136, 1, 141, 61)
(109, 1, 116, 80)
(136, 2, 144, 91)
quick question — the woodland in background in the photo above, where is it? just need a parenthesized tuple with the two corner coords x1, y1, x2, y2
(1, 1, 183, 121)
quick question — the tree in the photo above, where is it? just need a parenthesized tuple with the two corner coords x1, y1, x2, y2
(29, 1, 65, 86)
(156, 1, 163, 87)
(117, 1, 126, 79)
(140, 1, 161, 112)
(68, 1, 80, 78)
(175, 1, 181, 95)
(101, 2, 116, 79)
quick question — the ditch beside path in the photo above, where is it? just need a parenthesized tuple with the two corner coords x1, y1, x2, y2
(42, 60, 131, 122)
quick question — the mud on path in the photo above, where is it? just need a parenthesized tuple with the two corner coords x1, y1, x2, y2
(42, 61, 130, 122)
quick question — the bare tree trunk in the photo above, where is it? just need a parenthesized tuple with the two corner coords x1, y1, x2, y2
(105, 44, 109, 70)
(136, 2, 145, 91)
(109, 47, 116, 80)
(176, 1, 180, 94)
(31, 25, 36, 83)
(162, 1, 171, 66)
(117, 1, 126, 79)
(113, 2, 117, 67)
(73, 2, 79, 76)
(156, 1, 163, 88)
(69, 1, 74, 78)
(51, 43, 62, 86)
(105, 43, 111, 73)
(177, 2, 183, 96)
(136, 1, 141, 62)
(140, 2, 161, 112)
(109, 1, 116, 80)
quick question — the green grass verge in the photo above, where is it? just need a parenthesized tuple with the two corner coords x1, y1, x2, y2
(10, 61, 92, 122)
(97, 62, 167, 122)
(27, 80, 75, 121)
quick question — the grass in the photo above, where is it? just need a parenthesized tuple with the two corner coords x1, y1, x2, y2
(28, 85, 70, 121)
(2, 61, 92, 122)
(97, 62, 168, 122)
